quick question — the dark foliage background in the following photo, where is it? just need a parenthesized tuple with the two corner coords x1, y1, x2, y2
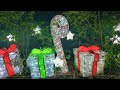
(0, 11, 120, 79)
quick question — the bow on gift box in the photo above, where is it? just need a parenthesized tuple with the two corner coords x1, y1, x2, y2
(77, 45, 100, 76)
(0, 44, 17, 77)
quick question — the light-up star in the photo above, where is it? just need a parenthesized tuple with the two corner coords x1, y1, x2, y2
(66, 31, 75, 40)
(113, 36, 120, 44)
(6, 33, 16, 42)
(110, 35, 120, 44)
(52, 57, 64, 68)
(114, 24, 120, 32)
(33, 25, 41, 35)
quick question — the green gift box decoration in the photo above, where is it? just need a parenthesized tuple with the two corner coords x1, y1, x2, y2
(26, 48, 55, 79)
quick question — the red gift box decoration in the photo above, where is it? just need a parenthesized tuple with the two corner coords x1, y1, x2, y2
(77, 45, 100, 76)
(0, 44, 17, 77)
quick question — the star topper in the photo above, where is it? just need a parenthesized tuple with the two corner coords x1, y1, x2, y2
(66, 31, 75, 40)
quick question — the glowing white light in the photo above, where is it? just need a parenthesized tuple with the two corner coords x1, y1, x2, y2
(6, 33, 16, 42)
(113, 24, 120, 32)
(110, 35, 120, 44)
(33, 25, 41, 35)
(52, 57, 64, 67)
(66, 31, 75, 40)
(110, 24, 120, 44)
